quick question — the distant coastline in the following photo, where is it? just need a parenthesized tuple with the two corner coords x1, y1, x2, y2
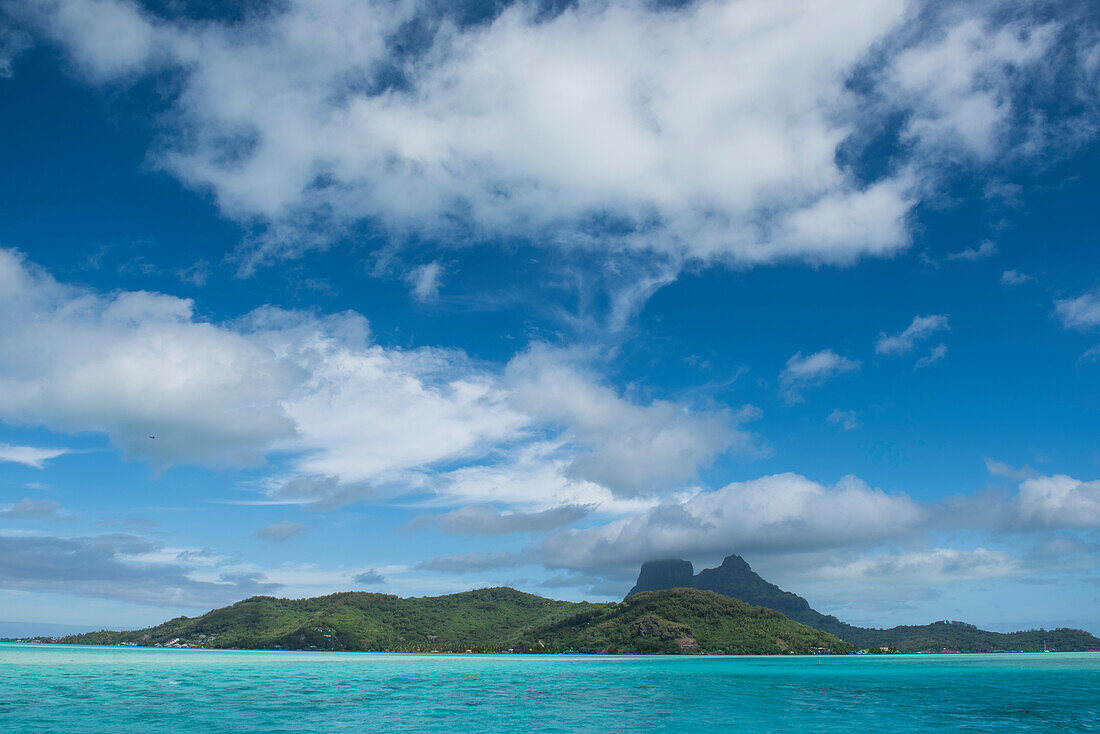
(624, 555, 1100, 654)
(6, 553, 1098, 656)
(11, 588, 854, 656)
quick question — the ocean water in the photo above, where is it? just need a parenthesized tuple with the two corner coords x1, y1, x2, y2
(1, 644, 1097, 733)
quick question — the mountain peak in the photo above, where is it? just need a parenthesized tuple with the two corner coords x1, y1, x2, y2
(720, 554, 751, 571)
(625, 559, 694, 597)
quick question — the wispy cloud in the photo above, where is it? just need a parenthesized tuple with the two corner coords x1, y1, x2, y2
(827, 409, 861, 431)
(407, 262, 444, 302)
(985, 458, 1039, 482)
(0, 534, 281, 607)
(1055, 288, 1100, 330)
(1001, 269, 1034, 286)
(0, 498, 62, 519)
(876, 314, 949, 355)
(779, 350, 860, 404)
(416, 552, 521, 573)
(431, 503, 592, 536)
(914, 343, 948, 369)
(256, 521, 309, 543)
(945, 240, 997, 261)
(0, 443, 69, 469)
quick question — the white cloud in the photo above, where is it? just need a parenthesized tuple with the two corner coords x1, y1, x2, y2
(282, 340, 527, 487)
(827, 409, 861, 431)
(30, 0, 160, 81)
(984, 458, 1038, 482)
(1055, 288, 1100, 330)
(882, 17, 1055, 160)
(1015, 474, 1100, 528)
(820, 548, 1019, 584)
(19, 0, 1078, 275)
(876, 314, 949, 355)
(534, 473, 926, 574)
(506, 346, 760, 496)
(0, 249, 299, 467)
(0, 443, 68, 469)
(778, 350, 860, 404)
(407, 262, 444, 302)
(914, 343, 948, 369)
(0, 249, 745, 507)
(1000, 269, 1034, 286)
(427, 440, 653, 516)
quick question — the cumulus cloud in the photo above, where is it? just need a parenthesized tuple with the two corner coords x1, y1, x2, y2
(0, 248, 298, 467)
(0, 443, 68, 469)
(1055, 288, 1100, 330)
(0, 249, 741, 511)
(256, 521, 309, 542)
(525, 468, 1100, 590)
(533, 473, 926, 574)
(432, 503, 592, 536)
(778, 350, 860, 403)
(20, 0, 912, 267)
(0, 533, 281, 606)
(1015, 474, 1100, 528)
(15, 0, 1085, 276)
(283, 341, 527, 487)
(0, 248, 513, 479)
(876, 314, 950, 355)
(0, 498, 61, 518)
(427, 441, 650, 516)
(506, 346, 760, 495)
(881, 11, 1059, 160)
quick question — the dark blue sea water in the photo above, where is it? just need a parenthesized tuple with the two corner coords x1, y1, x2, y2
(1, 643, 1097, 732)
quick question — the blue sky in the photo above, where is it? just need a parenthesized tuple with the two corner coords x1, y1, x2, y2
(1, 0, 1099, 636)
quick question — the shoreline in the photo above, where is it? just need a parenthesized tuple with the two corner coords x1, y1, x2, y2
(4, 640, 1096, 657)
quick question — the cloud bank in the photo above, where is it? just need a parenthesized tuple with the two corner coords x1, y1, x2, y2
(0, 249, 752, 506)
(15, 0, 1086, 273)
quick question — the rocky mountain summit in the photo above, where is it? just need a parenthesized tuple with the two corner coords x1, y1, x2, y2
(626, 554, 1100, 653)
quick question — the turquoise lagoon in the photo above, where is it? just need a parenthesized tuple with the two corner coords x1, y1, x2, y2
(1, 643, 1097, 732)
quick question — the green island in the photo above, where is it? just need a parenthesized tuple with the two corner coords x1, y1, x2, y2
(45, 587, 851, 655)
(18, 554, 1099, 655)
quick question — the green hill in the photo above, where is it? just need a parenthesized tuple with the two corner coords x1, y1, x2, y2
(627, 555, 1100, 653)
(55, 586, 850, 655)
(520, 588, 852, 654)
